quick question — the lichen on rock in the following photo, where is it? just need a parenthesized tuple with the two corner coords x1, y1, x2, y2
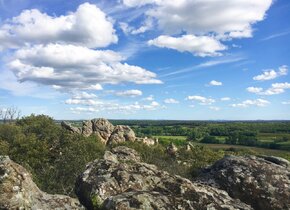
(75, 146, 252, 210)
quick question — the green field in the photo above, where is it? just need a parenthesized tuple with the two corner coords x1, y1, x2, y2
(154, 135, 290, 160)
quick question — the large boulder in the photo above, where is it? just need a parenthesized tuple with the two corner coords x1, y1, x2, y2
(61, 121, 81, 134)
(82, 120, 93, 137)
(75, 146, 252, 210)
(108, 125, 136, 144)
(197, 155, 290, 210)
(0, 156, 83, 210)
(91, 118, 114, 144)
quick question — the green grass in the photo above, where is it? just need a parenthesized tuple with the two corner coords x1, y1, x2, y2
(152, 135, 290, 161)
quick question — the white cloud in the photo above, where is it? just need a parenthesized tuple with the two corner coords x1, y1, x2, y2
(164, 98, 179, 104)
(186, 95, 215, 105)
(282, 101, 290, 105)
(145, 0, 272, 38)
(71, 91, 97, 99)
(247, 87, 263, 94)
(209, 106, 220, 111)
(247, 82, 290, 95)
(8, 44, 162, 90)
(67, 99, 161, 114)
(0, 3, 117, 49)
(123, 0, 156, 7)
(209, 80, 222, 86)
(65, 99, 103, 106)
(143, 95, 154, 101)
(253, 65, 288, 81)
(221, 97, 231, 101)
(148, 35, 226, 57)
(115, 89, 143, 97)
(231, 99, 270, 108)
(123, 0, 272, 56)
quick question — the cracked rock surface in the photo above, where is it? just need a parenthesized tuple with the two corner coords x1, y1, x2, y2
(75, 146, 252, 210)
(0, 156, 83, 210)
(197, 155, 290, 210)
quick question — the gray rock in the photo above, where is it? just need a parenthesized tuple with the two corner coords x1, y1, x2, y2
(166, 142, 178, 156)
(92, 118, 114, 144)
(75, 147, 252, 210)
(61, 121, 81, 134)
(198, 155, 290, 210)
(82, 120, 93, 137)
(0, 156, 83, 210)
(136, 137, 158, 146)
(108, 125, 136, 144)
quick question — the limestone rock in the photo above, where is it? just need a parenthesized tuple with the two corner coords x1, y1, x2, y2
(0, 156, 83, 210)
(82, 120, 93, 137)
(198, 155, 290, 210)
(136, 136, 158, 146)
(108, 125, 136, 144)
(166, 142, 178, 156)
(75, 146, 252, 210)
(92, 118, 114, 144)
(61, 121, 81, 134)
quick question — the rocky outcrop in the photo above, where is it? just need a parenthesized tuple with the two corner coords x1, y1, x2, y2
(197, 155, 290, 210)
(92, 118, 115, 144)
(0, 156, 83, 210)
(75, 146, 252, 210)
(62, 118, 142, 145)
(81, 120, 93, 137)
(61, 121, 81, 134)
(136, 136, 158, 146)
(107, 125, 136, 144)
(166, 142, 178, 156)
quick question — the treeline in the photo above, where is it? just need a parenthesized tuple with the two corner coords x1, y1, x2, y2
(130, 122, 290, 150)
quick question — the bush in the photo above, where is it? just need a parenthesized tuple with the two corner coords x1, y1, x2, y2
(200, 136, 219, 144)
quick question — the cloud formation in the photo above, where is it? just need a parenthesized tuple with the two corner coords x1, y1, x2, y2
(164, 98, 179, 104)
(209, 80, 223, 86)
(0, 3, 117, 50)
(148, 35, 226, 57)
(247, 82, 290, 95)
(124, 0, 272, 56)
(253, 65, 287, 81)
(231, 99, 270, 108)
(115, 89, 143, 97)
(186, 95, 215, 105)
(8, 44, 162, 90)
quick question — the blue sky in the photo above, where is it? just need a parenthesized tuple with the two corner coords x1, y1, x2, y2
(0, 0, 289, 120)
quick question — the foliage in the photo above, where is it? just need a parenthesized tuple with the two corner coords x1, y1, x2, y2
(0, 114, 290, 199)
(0, 115, 105, 197)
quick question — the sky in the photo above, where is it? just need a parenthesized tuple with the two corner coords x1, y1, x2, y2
(0, 0, 289, 120)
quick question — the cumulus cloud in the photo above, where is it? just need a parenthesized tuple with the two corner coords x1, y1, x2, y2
(220, 97, 231, 101)
(208, 80, 223, 86)
(148, 35, 226, 57)
(186, 95, 215, 105)
(231, 99, 270, 108)
(247, 82, 290, 95)
(0, 3, 117, 50)
(164, 98, 179, 104)
(123, 0, 156, 7)
(72, 91, 98, 99)
(209, 106, 220, 111)
(67, 99, 161, 114)
(143, 95, 154, 101)
(115, 89, 143, 97)
(8, 44, 162, 90)
(124, 0, 272, 56)
(145, 0, 272, 38)
(253, 65, 288, 81)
